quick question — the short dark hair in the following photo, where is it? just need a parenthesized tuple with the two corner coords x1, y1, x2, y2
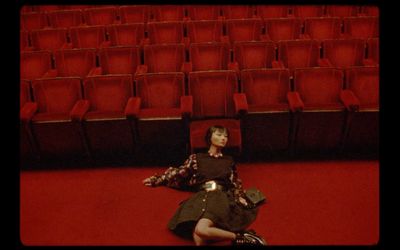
(205, 125, 229, 146)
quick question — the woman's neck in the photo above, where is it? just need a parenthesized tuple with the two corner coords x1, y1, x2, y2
(208, 145, 223, 157)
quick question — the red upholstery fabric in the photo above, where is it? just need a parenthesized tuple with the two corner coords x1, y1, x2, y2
(186, 5, 221, 21)
(47, 10, 84, 28)
(345, 66, 379, 109)
(233, 93, 248, 114)
(147, 21, 185, 44)
(143, 44, 186, 73)
(135, 72, 185, 110)
(189, 42, 230, 71)
(190, 119, 241, 149)
(20, 80, 31, 108)
(98, 46, 141, 75)
(138, 108, 182, 119)
(277, 40, 320, 74)
(294, 68, 344, 107)
(367, 38, 379, 65)
(107, 23, 145, 46)
(241, 68, 291, 109)
(32, 78, 83, 114)
(264, 18, 302, 41)
(303, 17, 342, 40)
(119, 5, 149, 23)
(360, 6, 379, 16)
(221, 5, 254, 19)
(343, 17, 379, 39)
(20, 102, 38, 122)
(226, 19, 263, 43)
(326, 5, 359, 17)
(287, 91, 305, 112)
(292, 5, 325, 18)
(20, 12, 48, 30)
(69, 26, 108, 49)
(340, 89, 360, 111)
(83, 7, 118, 25)
(20, 31, 30, 51)
(256, 5, 290, 18)
(186, 20, 224, 43)
(124, 97, 141, 118)
(233, 41, 276, 70)
(54, 48, 97, 77)
(181, 96, 193, 117)
(30, 28, 69, 51)
(151, 5, 185, 21)
(188, 70, 238, 118)
(83, 74, 134, 112)
(20, 51, 53, 81)
(322, 39, 366, 68)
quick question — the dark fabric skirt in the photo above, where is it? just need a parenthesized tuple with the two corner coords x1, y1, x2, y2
(167, 189, 259, 239)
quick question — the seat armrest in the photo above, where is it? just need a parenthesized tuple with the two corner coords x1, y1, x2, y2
(135, 65, 148, 76)
(20, 102, 38, 122)
(233, 93, 248, 115)
(340, 90, 360, 111)
(125, 97, 141, 119)
(287, 91, 304, 112)
(228, 61, 239, 74)
(70, 100, 90, 121)
(88, 67, 102, 76)
(180, 95, 193, 118)
(181, 62, 192, 74)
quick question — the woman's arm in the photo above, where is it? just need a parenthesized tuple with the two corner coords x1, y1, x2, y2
(143, 154, 196, 189)
(230, 164, 250, 207)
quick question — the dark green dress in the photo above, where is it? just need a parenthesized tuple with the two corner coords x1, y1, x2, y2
(148, 153, 259, 239)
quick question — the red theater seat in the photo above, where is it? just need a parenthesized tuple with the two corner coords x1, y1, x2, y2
(26, 77, 89, 159)
(20, 12, 49, 31)
(275, 39, 321, 77)
(186, 5, 221, 21)
(221, 5, 254, 19)
(185, 20, 225, 44)
(107, 23, 146, 47)
(130, 72, 188, 149)
(47, 9, 84, 28)
(20, 30, 32, 51)
(303, 17, 342, 40)
(365, 38, 379, 66)
(188, 42, 231, 72)
(264, 18, 302, 41)
(81, 74, 136, 158)
(320, 39, 366, 68)
(20, 80, 37, 161)
(240, 68, 292, 154)
(119, 5, 149, 23)
(98, 46, 141, 76)
(359, 6, 379, 16)
(53, 48, 100, 78)
(146, 21, 185, 44)
(290, 67, 358, 153)
(69, 25, 110, 49)
(139, 43, 188, 74)
(187, 70, 246, 153)
(292, 5, 325, 18)
(232, 41, 276, 70)
(342, 16, 379, 39)
(326, 5, 359, 17)
(343, 66, 379, 152)
(83, 6, 119, 25)
(255, 5, 290, 18)
(20, 51, 56, 81)
(151, 5, 186, 21)
(30, 28, 71, 51)
(225, 18, 264, 44)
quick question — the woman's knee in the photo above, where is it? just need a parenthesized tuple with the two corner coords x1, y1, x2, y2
(194, 218, 213, 238)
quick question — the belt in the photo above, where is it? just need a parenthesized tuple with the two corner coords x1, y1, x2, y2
(199, 180, 226, 192)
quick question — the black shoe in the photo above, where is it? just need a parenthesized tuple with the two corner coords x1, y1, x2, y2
(233, 229, 267, 246)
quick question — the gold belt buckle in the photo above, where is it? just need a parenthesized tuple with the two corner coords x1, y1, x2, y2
(205, 181, 217, 192)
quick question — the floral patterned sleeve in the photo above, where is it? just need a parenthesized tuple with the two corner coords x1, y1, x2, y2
(147, 154, 196, 189)
(229, 163, 247, 204)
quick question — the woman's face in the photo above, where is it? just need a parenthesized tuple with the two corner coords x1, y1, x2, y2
(210, 130, 228, 148)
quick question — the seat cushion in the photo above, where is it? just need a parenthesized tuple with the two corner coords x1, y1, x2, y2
(138, 108, 181, 119)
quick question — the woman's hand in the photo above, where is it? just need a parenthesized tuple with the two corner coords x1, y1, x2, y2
(142, 178, 153, 186)
(239, 197, 248, 206)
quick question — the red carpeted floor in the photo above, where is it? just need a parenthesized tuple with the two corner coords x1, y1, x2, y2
(20, 159, 379, 246)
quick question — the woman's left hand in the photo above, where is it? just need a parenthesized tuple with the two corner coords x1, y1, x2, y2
(239, 197, 248, 206)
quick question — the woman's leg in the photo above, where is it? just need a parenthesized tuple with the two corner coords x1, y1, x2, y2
(193, 218, 236, 246)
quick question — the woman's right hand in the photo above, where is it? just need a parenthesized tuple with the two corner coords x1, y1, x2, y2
(142, 178, 153, 186)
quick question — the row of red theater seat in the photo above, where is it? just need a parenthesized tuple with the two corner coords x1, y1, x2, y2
(20, 38, 379, 83)
(20, 5, 379, 28)
(20, 66, 379, 162)
(20, 17, 379, 50)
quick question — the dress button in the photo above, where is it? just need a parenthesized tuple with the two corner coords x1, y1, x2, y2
(202, 199, 206, 202)
(202, 208, 205, 212)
